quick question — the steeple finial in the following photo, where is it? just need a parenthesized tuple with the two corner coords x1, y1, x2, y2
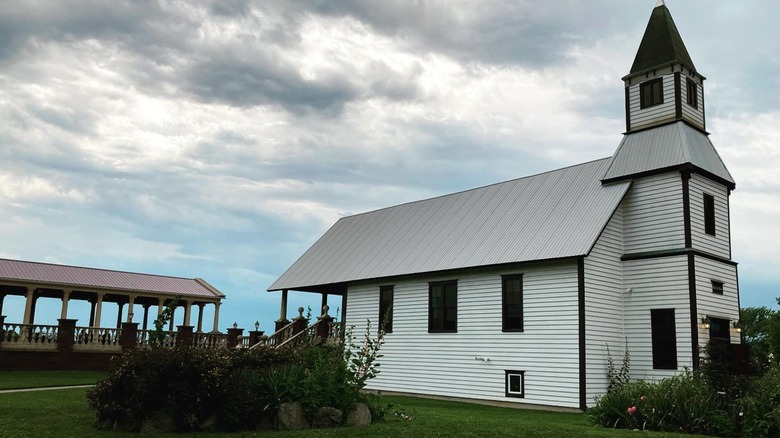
(656, 0, 665, 7)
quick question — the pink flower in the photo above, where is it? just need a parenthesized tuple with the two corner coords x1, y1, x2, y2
(640, 396, 647, 402)
(627, 406, 637, 415)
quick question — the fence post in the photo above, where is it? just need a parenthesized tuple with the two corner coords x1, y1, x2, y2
(176, 325, 194, 348)
(248, 329, 264, 347)
(57, 319, 77, 354)
(120, 322, 139, 352)
(227, 326, 243, 349)
(292, 307, 307, 336)
(316, 305, 335, 344)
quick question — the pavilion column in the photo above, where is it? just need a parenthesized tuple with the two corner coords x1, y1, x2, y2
(116, 302, 125, 329)
(321, 293, 329, 315)
(183, 300, 192, 326)
(279, 289, 288, 321)
(157, 298, 164, 320)
(60, 289, 71, 320)
(88, 298, 96, 326)
(23, 288, 35, 324)
(142, 304, 150, 331)
(126, 295, 136, 322)
(0, 293, 5, 316)
(168, 304, 176, 331)
(93, 293, 104, 328)
(212, 301, 221, 333)
(196, 303, 204, 333)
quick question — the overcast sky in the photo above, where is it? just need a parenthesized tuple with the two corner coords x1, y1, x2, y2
(1, 0, 778, 332)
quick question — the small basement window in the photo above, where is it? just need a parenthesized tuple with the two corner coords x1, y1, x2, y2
(640, 78, 664, 108)
(505, 370, 525, 398)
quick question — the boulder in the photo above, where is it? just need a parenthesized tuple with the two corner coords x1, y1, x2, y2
(311, 407, 343, 428)
(345, 403, 372, 427)
(277, 402, 308, 431)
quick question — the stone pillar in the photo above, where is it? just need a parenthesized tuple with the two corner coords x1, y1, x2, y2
(211, 301, 221, 333)
(60, 290, 71, 320)
(93, 293, 104, 328)
(57, 319, 77, 353)
(175, 325, 194, 348)
(184, 301, 192, 326)
(248, 327, 265, 347)
(275, 290, 290, 332)
(116, 302, 125, 329)
(316, 305, 335, 343)
(22, 288, 35, 324)
(126, 295, 136, 322)
(196, 303, 204, 333)
(291, 307, 307, 336)
(142, 304, 150, 332)
(226, 326, 243, 349)
(119, 322, 139, 352)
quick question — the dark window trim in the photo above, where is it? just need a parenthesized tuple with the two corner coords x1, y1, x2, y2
(505, 370, 525, 398)
(640, 78, 664, 109)
(379, 285, 394, 333)
(687, 78, 699, 109)
(651, 308, 678, 370)
(501, 274, 524, 332)
(428, 280, 458, 333)
(704, 193, 716, 236)
(712, 280, 724, 295)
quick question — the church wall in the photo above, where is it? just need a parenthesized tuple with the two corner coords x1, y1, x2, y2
(689, 174, 731, 259)
(622, 173, 685, 254)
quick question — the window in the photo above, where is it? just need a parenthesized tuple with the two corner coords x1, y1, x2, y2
(709, 317, 731, 344)
(502, 274, 524, 331)
(640, 78, 664, 108)
(651, 309, 677, 370)
(379, 285, 394, 333)
(686, 78, 698, 109)
(703, 193, 716, 236)
(429, 281, 457, 333)
(505, 370, 525, 398)
(712, 281, 724, 295)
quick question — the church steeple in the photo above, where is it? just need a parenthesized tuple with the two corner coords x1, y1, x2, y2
(623, 1, 706, 133)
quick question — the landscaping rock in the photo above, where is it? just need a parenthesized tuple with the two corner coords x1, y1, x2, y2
(199, 414, 217, 431)
(140, 410, 176, 434)
(345, 403, 372, 427)
(312, 407, 343, 428)
(277, 402, 308, 430)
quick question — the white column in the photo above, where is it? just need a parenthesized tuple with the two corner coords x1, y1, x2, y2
(279, 289, 288, 321)
(157, 298, 164, 320)
(93, 293, 104, 328)
(126, 295, 136, 322)
(23, 288, 35, 324)
(60, 289, 71, 320)
(196, 303, 204, 333)
(184, 300, 192, 326)
(212, 301, 221, 333)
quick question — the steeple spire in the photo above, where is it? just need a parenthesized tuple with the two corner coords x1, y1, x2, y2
(630, 1, 695, 74)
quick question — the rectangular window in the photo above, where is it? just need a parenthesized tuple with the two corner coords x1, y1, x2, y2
(640, 78, 664, 108)
(709, 317, 731, 344)
(429, 281, 457, 333)
(502, 274, 524, 332)
(712, 281, 724, 295)
(379, 285, 394, 333)
(651, 309, 677, 370)
(686, 78, 698, 109)
(704, 193, 716, 235)
(505, 370, 525, 398)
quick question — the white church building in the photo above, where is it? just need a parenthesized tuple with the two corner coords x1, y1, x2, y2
(269, 2, 742, 410)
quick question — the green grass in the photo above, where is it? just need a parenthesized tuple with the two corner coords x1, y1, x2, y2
(0, 370, 106, 390)
(0, 388, 710, 438)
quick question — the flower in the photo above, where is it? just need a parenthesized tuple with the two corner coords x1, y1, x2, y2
(640, 396, 647, 402)
(627, 406, 637, 415)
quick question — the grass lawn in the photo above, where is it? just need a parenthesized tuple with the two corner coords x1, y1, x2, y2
(0, 370, 106, 390)
(0, 388, 710, 438)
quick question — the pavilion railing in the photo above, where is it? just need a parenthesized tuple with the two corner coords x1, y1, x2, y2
(73, 326, 121, 352)
(193, 332, 228, 349)
(136, 329, 178, 349)
(252, 319, 296, 349)
(0, 323, 59, 351)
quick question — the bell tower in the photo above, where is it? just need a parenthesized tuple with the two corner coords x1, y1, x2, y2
(623, 0, 705, 133)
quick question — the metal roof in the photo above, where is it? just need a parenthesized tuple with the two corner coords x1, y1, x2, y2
(629, 2, 695, 75)
(270, 158, 630, 291)
(0, 258, 225, 299)
(602, 122, 734, 187)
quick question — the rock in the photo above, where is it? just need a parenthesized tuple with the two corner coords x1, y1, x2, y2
(277, 402, 309, 431)
(139, 410, 176, 433)
(311, 407, 343, 428)
(199, 414, 217, 431)
(345, 403, 372, 427)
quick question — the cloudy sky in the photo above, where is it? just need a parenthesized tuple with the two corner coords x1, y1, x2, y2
(1, 0, 778, 332)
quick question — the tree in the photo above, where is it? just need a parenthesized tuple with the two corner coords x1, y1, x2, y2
(741, 300, 780, 370)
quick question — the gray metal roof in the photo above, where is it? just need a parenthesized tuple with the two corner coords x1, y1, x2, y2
(0, 258, 225, 299)
(602, 122, 734, 186)
(270, 158, 630, 291)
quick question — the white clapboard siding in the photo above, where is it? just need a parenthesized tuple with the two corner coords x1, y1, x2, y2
(680, 79, 705, 129)
(623, 256, 693, 382)
(622, 173, 685, 254)
(584, 207, 625, 406)
(629, 76, 676, 131)
(689, 174, 731, 258)
(694, 256, 740, 344)
(346, 261, 581, 409)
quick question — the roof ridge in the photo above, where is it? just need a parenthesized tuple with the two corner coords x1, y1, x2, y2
(0, 257, 197, 282)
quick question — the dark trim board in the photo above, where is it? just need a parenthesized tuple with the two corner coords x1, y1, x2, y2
(687, 251, 699, 369)
(674, 72, 682, 120)
(625, 86, 631, 132)
(622, 248, 737, 266)
(577, 256, 586, 411)
(601, 161, 734, 191)
(621, 118, 710, 137)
